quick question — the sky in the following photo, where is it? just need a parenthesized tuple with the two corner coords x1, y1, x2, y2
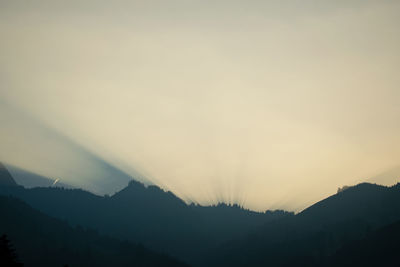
(1, 0, 399, 211)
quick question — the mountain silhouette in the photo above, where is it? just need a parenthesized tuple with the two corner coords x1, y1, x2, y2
(207, 183, 400, 266)
(0, 195, 188, 267)
(0, 162, 17, 187)
(328, 220, 400, 266)
(1, 169, 399, 267)
(0, 177, 291, 265)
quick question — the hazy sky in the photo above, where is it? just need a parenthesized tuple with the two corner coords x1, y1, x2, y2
(1, 0, 399, 211)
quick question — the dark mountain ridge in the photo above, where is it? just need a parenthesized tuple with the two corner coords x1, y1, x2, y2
(0, 195, 188, 267)
(207, 182, 400, 266)
(0, 175, 291, 265)
(2, 163, 399, 266)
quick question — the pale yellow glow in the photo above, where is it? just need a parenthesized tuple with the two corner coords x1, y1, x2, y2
(1, 1, 399, 211)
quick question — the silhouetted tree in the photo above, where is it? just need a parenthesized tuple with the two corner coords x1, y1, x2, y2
(0, 234, 23, 266)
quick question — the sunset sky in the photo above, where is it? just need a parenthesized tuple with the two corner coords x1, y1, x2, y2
(1, 0, 399, 211)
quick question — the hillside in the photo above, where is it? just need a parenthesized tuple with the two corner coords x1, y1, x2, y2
(207, 183, 400, 266)
(0, 195, 188, 267)
(328, 220, 400, 266)
(0, 179, 291, 265)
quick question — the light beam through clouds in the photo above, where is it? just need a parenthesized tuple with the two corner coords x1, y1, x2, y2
(1, 0, 400, 211)
(0, 102, 148, 195)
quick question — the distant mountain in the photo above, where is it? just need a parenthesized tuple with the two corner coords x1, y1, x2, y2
(208, 183, 400, 266)
(0, 195, 188, 267)
(0, 179, 291, 265)
(3, 163, 73, 189)
(0, 162, 17, 186)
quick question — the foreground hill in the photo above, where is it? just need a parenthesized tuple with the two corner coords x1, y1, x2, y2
(0, 196, 188, 267)
(328, 219, 400, 267)
(207, 183, 400, 266)
(0, 179, 291, 265)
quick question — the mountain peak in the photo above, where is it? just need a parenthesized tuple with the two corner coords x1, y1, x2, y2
(0, 162, 18, 186)
(112, 179, 187, 208)
(127, 179, 146, 188)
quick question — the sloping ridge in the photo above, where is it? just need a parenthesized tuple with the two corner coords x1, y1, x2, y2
(0, 195, 189, 267)
(0, 177, 288, 265)
(207, 182, 400, 267)
(111, 180, 187, 208)
(298, 182, 400, 226)
(0, 162, 17, 186)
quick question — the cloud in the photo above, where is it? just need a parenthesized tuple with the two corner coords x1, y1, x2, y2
(1, 0, 399, 211)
